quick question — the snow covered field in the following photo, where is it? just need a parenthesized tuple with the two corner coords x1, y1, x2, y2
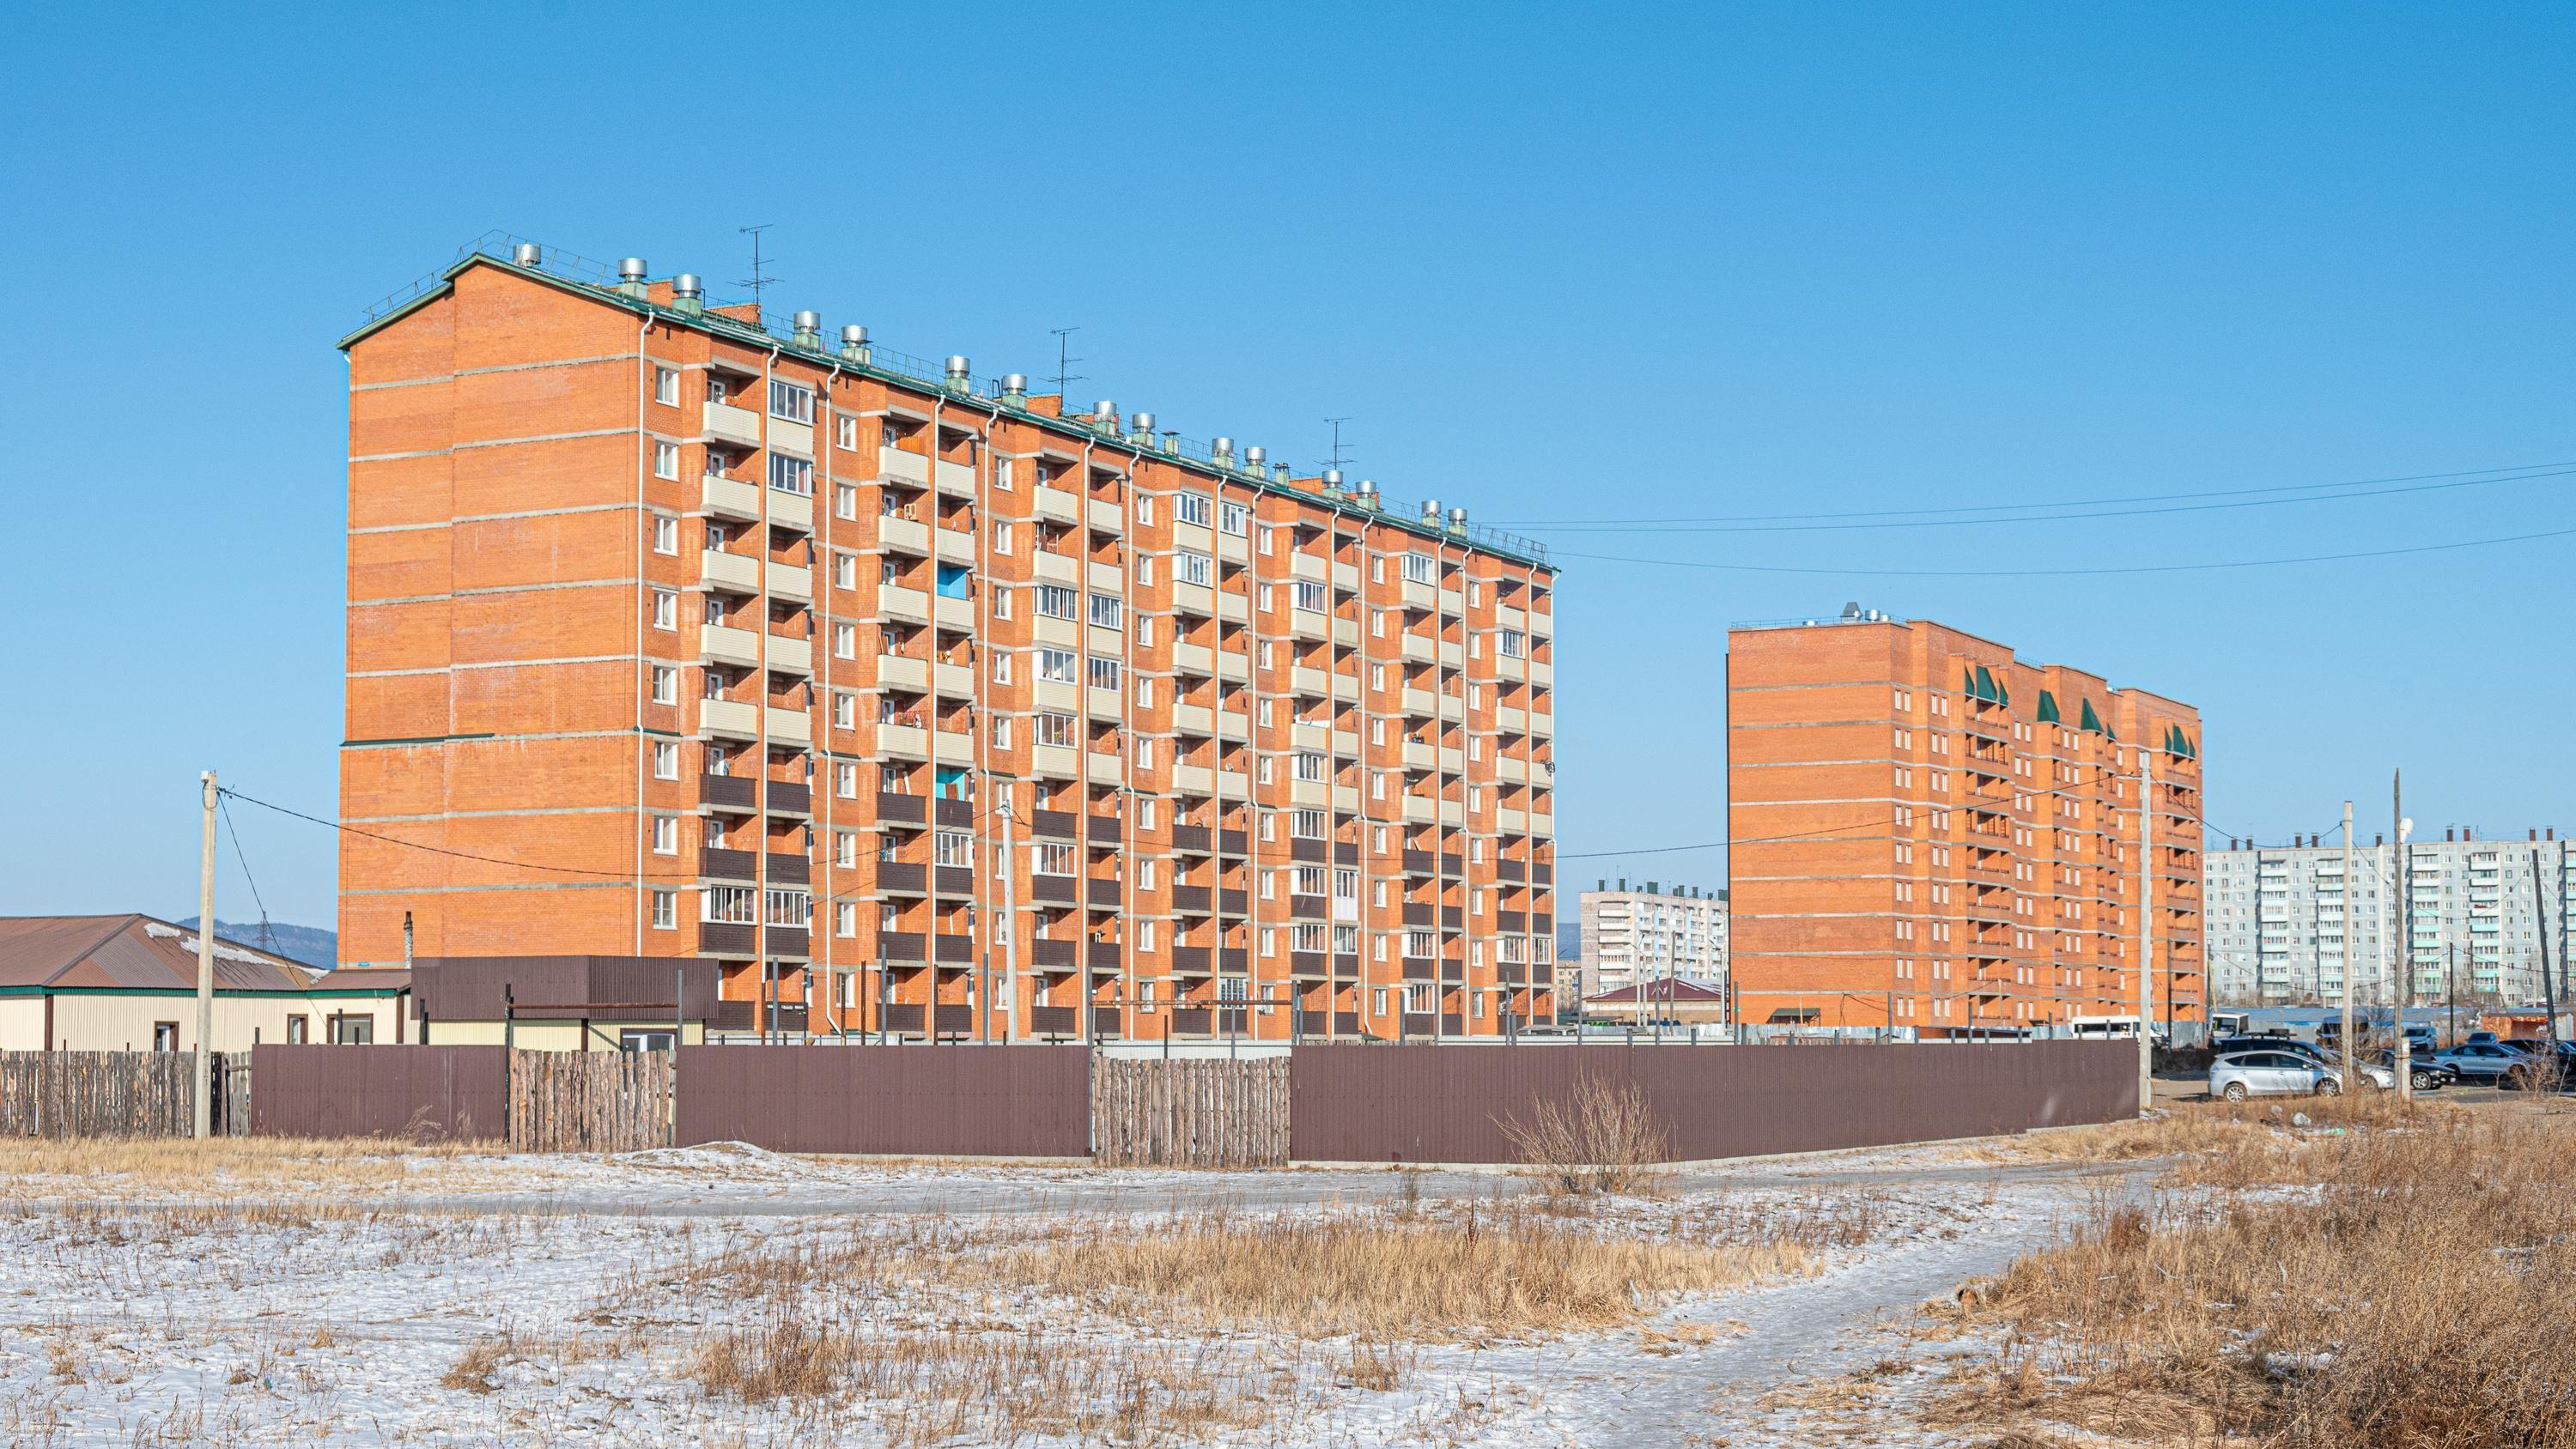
(0, 1138, 2143, 1447)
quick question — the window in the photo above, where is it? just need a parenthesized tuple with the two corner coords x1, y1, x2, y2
(651, 666, 678, 706)
(1176, 550, 1212, 586)
(1402, 552, 1437, 583)
(765, 889, 811, 927)
(991, 715, 1012, 749)
(1405, 983, 1432, 1014)
(654, 367, 678, 406)
(284, 1016, 309, 1045)
(993, 651, 1013, 684)
(652, 815, 681, 854)
(835, 483, 858, 520)
(994, 458, 1014, 490)
(653, 441, 679, 480)
(1089, 594, 1121, 629)
(1219, 500, 1249, 536)
(652, 742, 678, 780)
(1035, 712, 1077, 746)
(1033, 841, 1075, 875)
(1293, 751, 1325, 782)
(934, 830, 974, 867)
(1137, 495, 1154, 524)
(1136, 555, 1154, 585)
(834, 623, 857, 659)
(1176, 492, 1212, 527)
(835, 900, 858, 937)
(1037, 648, 1078, 684)
(768, 452, 812, 494)
(834, 552, 857, 590)
(153, 1021, 179, 1052)
(651, 891, 677, 930)
(653, 515, 678, 555)
(1087, 657, 1121, 690)
(992, 521, 1014, 555)
(835, 830, 859, 868)
(836, 415, 860, 450)
(707, 377, 730, 405)
(1497, 628, 1524, 658)
(1291, 808, 1324, 839)
(769, 379, 814, 422)
(652, 590, 677, 630)
(704, 886, 757, 924)
(992, 588, 1012, 620)
(1035, 585, 1078, 620)
(1293, 580, 1326, 612)
(835, 761, 860, 798)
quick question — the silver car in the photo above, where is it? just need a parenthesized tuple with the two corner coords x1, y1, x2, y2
(2211, 1050, 2389, 1101)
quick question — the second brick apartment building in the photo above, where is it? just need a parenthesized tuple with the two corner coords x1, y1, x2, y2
(337, 242, 1558, 1040)
(1728, 608, 2202, 1035)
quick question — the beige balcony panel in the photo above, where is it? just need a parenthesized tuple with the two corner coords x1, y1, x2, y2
(1404, 741, 1436, 769)
(1439, 747, 1464, 773)
(1530, 810, 1555, 836)
(1291, 665, 1328, 695)
(1528, 661, 1554, 687)
(766, 707, 813, 748)
(1217, 711, 1250, 741)
(702, 549, 762, 594)
(935, 527, 975, 562)
(1402, 795, 1437, 823)
(1498, 807, 1527, 834)
(1439, 799, 1466, 827)
(934, 728, 975, 759)
(1497, 705, 1527, 732)
(934, 596, 975, 629)
(1292, 721, 1329, 749)
(877, 654, 929, 692)
(1437, 694, 1463, 722)
(933, 458, 975, 495)
(1035, 485, 1081, 524)
(1529, 712, 1555, 738)
(1217, 770, 1250, 798)
(1035, 681, 1080, 712)
(1332, 729, 1359, 754)
(766, 561, 812, 603)
(764, 417, 814, 458)
(1216, 652, 1250, 683)
(1174, 764, 1214, 794)
(1333, 618, 1359, 647)
(1289, 609, 1328, 641)
(1400, 634, 1435, 663)
(1086, 561, 1123, 592)
(878, 516, 930, 555)
(1440, 641, 1467, 669)
(1438, 588, 1464, 615)
(933, 661, 973, 694)
(1174, 642, 1214, 676)
(1085, 751, 1121, 784)
(1289, 553, 1326, 582)
(765, 634, 812, 676)
(1087, 687, 1121, 720)
(878, 446, 931, 486)
(1400, 579, 1437, 610)
(699, 623, 763, 670)
(1331, 785, 1359, 812)
(878, 585, 931, 624)
(1291, 779, 1327, 808)
(1173, 521, 1213, 552)
(1032, 744, 1079, 779)
(1402, 688, 1437, 717)
(1498, 604, 1528, 632)
(702, 401, 763, 449)
(1498, 755, 1529, 783)
(1216, 533, 1249, 565)
(1087, 625, 1122, 657)
(1033, 615, 1078, 648)
(1033, 550, 1078, 584)
(1087, 498, 1124, 533)
(1175, 703, 1214, 735)
(1331, 561, 1358, 591)
(699, 697, 760, 741)
(876, 722, 927, 759)
(1174, 582, 1213, 617)
(1216, 591, 1249, 623)
(702, 474, 762, 521)
(1332, 671, 1358, 700)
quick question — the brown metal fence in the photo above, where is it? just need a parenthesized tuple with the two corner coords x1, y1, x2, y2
(251, 1045, 505, 1143)
(1289, 1041, 2139, 1164)
(1091, 1058, 1290, 1167)
(508, 1049, 671, 1152)
(673, 1046, 1091, 1157)
(0, 1051, 244, 1137)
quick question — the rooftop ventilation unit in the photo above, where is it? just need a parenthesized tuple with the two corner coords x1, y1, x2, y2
(1000, 373, 1029, 405)
(1354, 479, 1378, 509)
(1130, 410, 1157, 445)
(671, 274, 704, 316)
(1448, 506, 1468, 533)
(1160, 429, 1180, 456)
(1321, 468, 1345, 494)
(944, 356, 973, 396)
(792, 311, 822, 348)
(1212, 436, 1236, 468)
(1421, 499, 1443, 520)
(840, 324, 869, 362)
(1244, 445, 1267, 474)
(1092, 401, 1119, 435)
(511, 242, 544, 267)
(1273, 463, 1291, 483)
(616, 258, 649, 299)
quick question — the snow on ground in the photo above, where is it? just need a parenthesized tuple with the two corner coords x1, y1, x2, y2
(0, 1141, 2148, 1447)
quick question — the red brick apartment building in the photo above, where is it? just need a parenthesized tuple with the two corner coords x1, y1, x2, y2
(1728, 609, 2202, 1035)
(337, 243, 1558, 1040)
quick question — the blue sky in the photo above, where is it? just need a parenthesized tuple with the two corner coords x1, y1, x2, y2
(3, 2, 2570, 931)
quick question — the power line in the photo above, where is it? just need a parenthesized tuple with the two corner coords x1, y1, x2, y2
(1554, 522, 2576, 579)
(1508, 466, 2575, 536)
(216, 795, 278, 955)
(1485, 458, 2575, 528)
(220, 788, 700, 881)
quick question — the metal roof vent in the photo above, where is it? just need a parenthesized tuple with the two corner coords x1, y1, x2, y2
(1448, 506, 1468, 533)
(1421, 498, 1443, 519)
(1130, 410, 1157, 445)
(1355, 478, 1378, 509)
(671, 273, 704, 316)
(1000, 373, 1029, 405)
(1212, 436, 1236, 468)
(1092, 401, 1119, 435)
(1160, 429, 1180, 455)
(1321, 468, 1345, 494)
(617, 257, 649, 298)
(839, 324, 870, 362)
(1273, 463, 1291, 483)
(511, 242, 544, 268)
(792, 310, 822, 348)
(944, 355, 973, 395)
(1244, 445, 1267, 473)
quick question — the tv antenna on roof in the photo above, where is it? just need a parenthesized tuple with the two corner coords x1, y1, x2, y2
(737, 224, 779, 309)
(1321, 416, 1354, 473)
(1048, 326, 1085, 398)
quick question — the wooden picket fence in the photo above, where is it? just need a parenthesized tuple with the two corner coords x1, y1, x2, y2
(507, 1049, 671, 1152)
(0, 1051, 246, 1137)
(1090, 1057, 1290, 1167)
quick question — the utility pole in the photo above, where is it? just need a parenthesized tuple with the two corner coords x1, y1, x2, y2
(2535, 852, 2561, 1056)
(997, 779, 1019, 1043)
(2340, 802, 2356, 1087)
(2394, 771, 2413, 1101)
(194, 772, 217, 1139)
(2446, 940, 2457, 1047)
(2136, 750, 2154, 1116)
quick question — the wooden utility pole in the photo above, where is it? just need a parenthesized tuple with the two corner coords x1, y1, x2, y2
(2340, 802, 2356, 1086)
(2137, 750, 2154, 1116)
(2535, 852, 2561, 1054)
(194, 771, 217, 1139)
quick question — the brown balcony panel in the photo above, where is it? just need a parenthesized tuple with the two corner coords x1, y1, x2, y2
(1495, 859, 1525, 882)
(1333, 952, 1359, 974)
(1333, 1011, 1362, 1037)
(1171, 824, 1213, 853)
(1498, 910, 1526, 932)
(712, 999, 755, 1032)
(878, 1002, 925, 1034)
(933, 798, 974, 828)
(1403, 850, 1437, 876)
(1533, 913, 1553, 934)
(766, 929, 810, 959)
(1085, 940, 1121, 968)
(1289, 894, 1327, 920)
(1533, 864, 1553, 885)
(1401, 1012, 1435, 1036)
(877, 791, 927, 825)
(1499, 962, 1527, 985)
(1403, 959, 1436, 981)
(1441, 906, 1463, 930)
(1171, 946, 1211, 973)
(1402, 903, 1434, 926)
(1291, 839, 1326, 864)
(768, 853, 811, 885)
(1440, 1013, 1464, 1035)
(1033, 875, 1078, 905)
(698, 922, 757, 956)
(1219, 948, 1248, 972)
(701, 775, 759, 811)
(1219, 829, 1249, 855)
(1029, 1005, 1078, 1036)
(933, 1004, 975, 1034)
(1219, 888, 1249, 915)
(1031, 939, 1076, 968)
(1172, 1007, 1212, 1035)
(1032, 809, 1080, 840)
(877, 931, 927, 962)
(1290, 951, 1327, 978)
(1088, 877, 1120, 907)
(702, 846, 757, 881)
(1334, 841, 1358, 864)
(1442, 852, 1462, 874)
(934, 865, 973, 896)
(933, 933, 975, 962)
(1091, 1006, 1121, 1039)
(1172, 885, 1212, 913)
(769, 781, 811, 814)
(878, 861, 927, 894)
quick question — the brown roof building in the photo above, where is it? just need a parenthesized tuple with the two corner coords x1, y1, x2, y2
(0, 915, 409, 1051)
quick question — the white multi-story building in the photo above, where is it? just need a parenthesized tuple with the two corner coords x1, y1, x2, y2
(2206, 829, 2575, 1007)
(1578, 881, 1727, 997)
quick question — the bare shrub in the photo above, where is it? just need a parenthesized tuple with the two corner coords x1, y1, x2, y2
(1500, 1071, 1671, 1196)
(440, 1334, 507, 1394)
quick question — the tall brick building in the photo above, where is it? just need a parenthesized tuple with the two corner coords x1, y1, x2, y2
(337, 242, 1558, 1040)
(1728, 609, 2202, 1035)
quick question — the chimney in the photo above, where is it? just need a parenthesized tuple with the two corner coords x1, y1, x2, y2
(1354, 478, 1379, 509)
(2446, 828, 2456, 842)
(2375, 834, 2384, 846)
(1161, 429, 1180, 456)
(839, 324, 870, 362)
(2532, 828, 2540, 842)
(671, 274, 704, 316)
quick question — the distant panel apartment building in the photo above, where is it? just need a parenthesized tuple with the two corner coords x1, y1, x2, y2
(1577, 881, 1727, 997)
(2205, 828, 2574, 1007)
(337, 243, 1558, 1040)
(1727, 609, 2203, 1035)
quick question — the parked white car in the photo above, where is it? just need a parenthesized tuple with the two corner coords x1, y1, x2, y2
(2211, 1049, 2391, 1101)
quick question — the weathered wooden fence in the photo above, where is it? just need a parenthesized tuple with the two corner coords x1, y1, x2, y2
(0, 1052, 246, 1137)
(1091, 1057, 1291, 1167)
(507, 1049, 671, 1152)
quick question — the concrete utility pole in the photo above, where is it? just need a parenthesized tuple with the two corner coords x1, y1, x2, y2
(2137, 750, 2154, 1117)
(2340, 801, 2357, 1088)
(2395, 771, 2413, 1102)
(2535, 852, 2561, 1058)
(997, 780, 1019, 1043)
(195, 771, 218, 1139)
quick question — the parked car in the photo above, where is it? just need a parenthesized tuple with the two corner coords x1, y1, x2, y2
(2501, 1040, 2576, 1087)
(2214, 1035, 2337, 1070)
(2368, 1048, 2452, 1091)
(2432, 1041, 2533, 1085)
(2211, 1050, 2380, 1102)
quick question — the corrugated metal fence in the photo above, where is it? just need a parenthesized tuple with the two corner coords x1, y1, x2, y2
(0, 1051, 246, 1137)
(673, 1045, 1090, 1157)
(252, 1045, 505, 1142)
(1091, 1058, 1290, 1167)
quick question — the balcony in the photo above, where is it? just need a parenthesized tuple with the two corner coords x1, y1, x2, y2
(765, 634, 811, 676)
(765, 488, 812, 533)
(1087, 498, 1123, 533)
(700, 774, 757, 812)
(765, 706, 811, 748)
(878, 585, 932, 624)
(1034, 550, 1079, 584)
(702, 474, 762, 521)
(878, 653, 929, 692)
(767, 561, 812, 603)
(934, 458, 975, 496)
(936, 527, 975, 563)
(878, 446, 931, 486)
(702, 400, 762, 449)
(1400, 634, 1436, 664)
(876, 723, 927, 759)
(769, 780, 810, 815)
(699, 698, 759, 741)
(1036, 485, 1082, 524)
(1402, 688, 1438, 718)
(878, 861, 927, 894)
(878, 516, 929, 555)
(702, 549, 762, 595)
(700, 623, 762, 670)
(1289, 609, 1330, 642)
(702, 846, 756, 881)
(935, 596, 974, 629)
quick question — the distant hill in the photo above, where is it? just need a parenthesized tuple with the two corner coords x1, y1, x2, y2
(177, 918, 337, 970)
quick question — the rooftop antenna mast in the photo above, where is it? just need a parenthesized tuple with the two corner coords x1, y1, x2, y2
(1321, 416, 1354, 473)
(1048, 326, 1084, 398)
(737, 224, 778, 310)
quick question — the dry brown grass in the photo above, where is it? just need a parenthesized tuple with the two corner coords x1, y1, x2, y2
(1500, 1071, 1672, 1196)
(1972, 1091, 2428, 1167)
(0, 1134, 496, 1196)
(1943, 1104, 2576, 1447)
